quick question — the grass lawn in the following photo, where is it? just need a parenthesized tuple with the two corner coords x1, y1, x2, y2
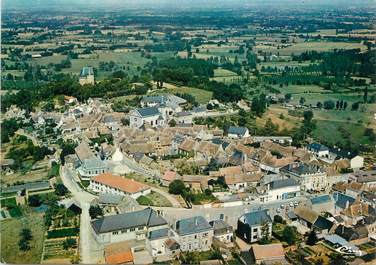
(47, 163, 60, 178)
(1, 197, 23, 218)
(279, 85, 326, 95)
(258, 61, 312, 70)
(313, 109, 374, 127)
(312, 120, 372, 146)
(256, 106, 301, 131)
(137, 191, 172, 207)
(33, 51, 150, 79)
(1, 209, 45, 263)
(158, 85, 213, 104)
(289, 92, 364, 106)
(213, 68, 238, 77)
(255, 41, 366, 55)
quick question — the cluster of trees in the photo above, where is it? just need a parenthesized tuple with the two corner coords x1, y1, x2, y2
(59, 140, 77, 164)
(18, 228, 33, 251)
(293, 49, 376, 79)
(150, 57, 244, 103)
(152, 57, 216, 84)
(168, 179, 215, 205)
(316, 100, 348, 110)
(292, 110, 316, 146)
(99, 61, 118, 71)
(6, 135, 55, 170)
(175, 93, 198, 107)
(1, 75, 141, 112)
(89, 205, 103, 219)
(1, 118, 23, 143)
(251, 94, 268, 116)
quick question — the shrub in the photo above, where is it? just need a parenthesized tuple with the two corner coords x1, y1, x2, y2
(47, 228, 79, 239)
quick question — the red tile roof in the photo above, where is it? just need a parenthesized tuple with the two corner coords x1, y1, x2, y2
(105, 242, 133, 264)
(92, 173, 149, 194)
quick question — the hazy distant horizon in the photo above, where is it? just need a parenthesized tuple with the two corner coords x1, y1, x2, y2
(3, 0, 376, 12)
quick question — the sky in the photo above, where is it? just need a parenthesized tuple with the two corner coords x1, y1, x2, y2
(3, 0, 375, 11)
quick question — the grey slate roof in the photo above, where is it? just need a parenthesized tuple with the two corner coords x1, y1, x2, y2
(269, 178, 298, 190)
(211, 138, 230, 150)
(308, 143, 329, 153)
(142, 96, 165, 104)
(91, 207, 167, 234)
(136, 107, 160, 118)
(310, 195, 332, 205)
(176, 216, 212, 236)
(209, 219, 233, 235)
(80, 66, 94, 77)
(242, 209, 272, 226)
(148, 228, 169, 240)
(228, 126, 248, 136)
(2, 181, 51, 193)
(330, 148, 358, 160)
(98, 193, 123, 205)
(333, 191, 356, 209)
(313, 216, 333, 231)
(82, 158, 107, 169)
(281, 162, 324, 176)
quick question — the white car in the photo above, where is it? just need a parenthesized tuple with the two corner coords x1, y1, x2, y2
(289, 202, 294, 207)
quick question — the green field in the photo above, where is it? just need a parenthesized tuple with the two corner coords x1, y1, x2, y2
(255, 41, 366, 55)
(312, 120, 372, 146)
(136, 191, 172, 207)
(1, 210, 45, 263)
(31, 51, 150, 80)
(290, 92, 365, 105)
(279, 85, 326, 94)
(259, 61, 313, 70)
(159, 85, 213, 104)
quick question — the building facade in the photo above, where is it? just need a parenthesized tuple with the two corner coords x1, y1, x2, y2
(175, 216, 214, 252)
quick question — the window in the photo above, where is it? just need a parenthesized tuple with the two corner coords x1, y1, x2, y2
(130, 228, 135, 232)
(112, 231, 119, 235)
(253, 235, 257, 239)
(253, 228, 258, 233)
(194, 235, 197, 239)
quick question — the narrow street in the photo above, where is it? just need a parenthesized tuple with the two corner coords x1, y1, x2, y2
(60, 166, 103, 263)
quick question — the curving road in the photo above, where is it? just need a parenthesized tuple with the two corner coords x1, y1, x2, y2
(60, 166, 103, 264)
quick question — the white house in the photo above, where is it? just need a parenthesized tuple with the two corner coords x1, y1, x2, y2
(227, 126, 250, 139)
(307, 143, 329, 157)
(77, 158, 110, 180)
(350, 155, 364, 169)
(259, 178, 300, 203)
(89, 172, 151, 199)
(280, 162, 327, 191)
(236, 210, 272, 244)
(91, 207, 168, 244)
(145, 228, 179, 259)
(175, 216, 214, 252)
(129, 107, 165, 128)
(209, 220, 233, 244)
(330, 148, 364, 169)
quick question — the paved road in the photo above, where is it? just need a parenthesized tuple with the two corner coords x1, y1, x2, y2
(60, 166, 103, 264)
(153, 196, 308, 228)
